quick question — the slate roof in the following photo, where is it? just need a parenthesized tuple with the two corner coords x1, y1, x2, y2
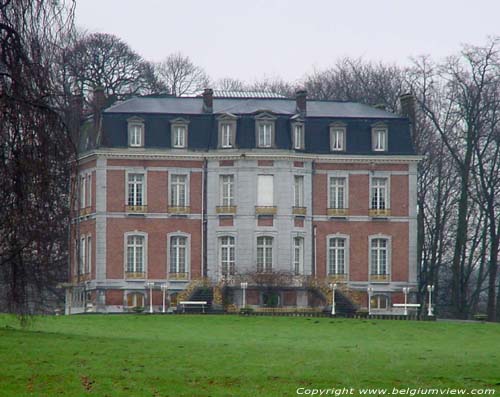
(105, 96, 403, 119)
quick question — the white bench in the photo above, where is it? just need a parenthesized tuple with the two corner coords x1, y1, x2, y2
(393, 303, 420, 315)
(179, 301, 207, 313)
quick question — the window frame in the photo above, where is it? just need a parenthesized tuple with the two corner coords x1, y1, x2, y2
(219, 235, 236, 276)
(370, 176, 390, 210)
(327, 234, 350, 276)
(329, 122, 346, 152)
(167, 232, 191, 277)
(371, 123, 388, 152)
(328, 174, 349, 210)
(169, 173, 189, 208)
(293, 175, 304, 207)
(219, 174, 235, 207)
(124, 232, 147, 275)
(170, 118, 190, 149)
(371, 294, 390, 310)
(126, 171, 146, 207)
(217, 114, 237, 149)
(256, 235, 274, 273)
(293, 236, 304, 275)
(257, 174, 274, 207)
(292, 121, 305, 150)
(86, 235, 92, 274)
(127, 117, 145, 148)
(369, 235, 391, 276)
(255, 113, 276, 149)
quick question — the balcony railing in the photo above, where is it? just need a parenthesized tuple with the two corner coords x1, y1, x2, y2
(79, 207, 91, 216)
(327, 273, 348, 282)
(255, 206, 277, 215)
(327, 208, 348, 217)
(216, 206, 237, 214)
(125, 205, 147, 213)
(168, 206, 191, 214)
(125, 271, 146, 279)
(368, 208, 391, 217)
(168, 272, 189, 280)
(369, 273, 391, 283)
(292, 206, 307, 215)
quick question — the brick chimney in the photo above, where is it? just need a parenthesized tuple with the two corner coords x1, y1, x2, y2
(69, 92, 83, 148)
(295, 89, 307, 115)
(400, 93, 417, 145)
(202, 88, 213, 113)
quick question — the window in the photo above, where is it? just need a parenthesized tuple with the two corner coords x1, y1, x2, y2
(372, 127, 387, 151)
(330, 126, 345, 151)
(293, 123, 304, 150)
(86, 235, 92, 274)
(293, 237, 304, 275)
(371, 295, 389, 310)
(370, 238, 388, 275)
(293, 176, 304, 207)
(127, 293, 144, 308)
(172, 125, 187, 148)
(257, 236, 273, 272)
(220, 123, 233, 148)
(328, 238, 346, 275)
(79, 237, 86, 274)
(219, 236, 235, 276)
(126, 235, 145, 273)
(170, 236, 187, 274)
(371, 178, 387, 210)
(258, 122, 273, 147)
(128, 121, 144, 147)
(170, 175, 187, 207)
(80, 175, 86, 209)
(86, 174, 92, 208)
(220, 175, 234, 207)
(257, 175, 274, 206)
(329, 177, 346, 209)
(127, 173, 144, 206)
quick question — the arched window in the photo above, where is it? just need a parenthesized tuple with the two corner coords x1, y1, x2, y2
(219, 236, 235, 276)
(257, 236, 273, 272)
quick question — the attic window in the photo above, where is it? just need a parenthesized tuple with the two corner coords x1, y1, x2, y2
(372, 125, 388, 152)
(127, 118, 144, 147)
(292, 122, 304, 150)
(330, 122, 346, 152)
(217, 114, 237, 149)
(170, 118, 189, 149)
(255, 112, 276, 149)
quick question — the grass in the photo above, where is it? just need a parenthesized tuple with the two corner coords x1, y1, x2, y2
(0, 315, 499, 396)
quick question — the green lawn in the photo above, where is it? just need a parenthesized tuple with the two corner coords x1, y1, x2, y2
(0, 315, 499, 396)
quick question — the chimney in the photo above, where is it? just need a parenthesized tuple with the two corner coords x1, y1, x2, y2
(92, 86, 107, 146)
(295, 89, 307, 115)
(399, 93, 416, 143)
(202, 88, 213, 113)
(93, 86, 106, 112)
(69, 92, 84, 149)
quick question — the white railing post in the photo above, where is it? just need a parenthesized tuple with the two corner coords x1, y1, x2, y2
(402, 287, 410, 316)
(241, 282, 248, 308)
(367, 286, 373, 315)
(427, 285, 435, 316)
(161, 282, 169, 314)
(145, 282, 154, 314)
(329, 283, 337, 316)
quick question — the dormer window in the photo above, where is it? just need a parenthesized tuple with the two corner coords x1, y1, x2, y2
(217, 113, 237, 149)
(255, 112, 276, 148)
(170, 118, 189, 149)
(292, 122, 304, 150)
(372, 124, 388, 152)
(127, 117, 144, 147)
(330, 122, 346, 152)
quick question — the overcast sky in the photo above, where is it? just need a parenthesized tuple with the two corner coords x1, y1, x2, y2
(76, 0, 499, 84)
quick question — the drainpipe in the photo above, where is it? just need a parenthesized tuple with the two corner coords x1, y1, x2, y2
(201, 158, 207, 278)
(312, 160, 317, 277)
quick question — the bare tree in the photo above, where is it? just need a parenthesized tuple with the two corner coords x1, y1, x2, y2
(215, 77, 247, 92)
(155, 52, 210, 96)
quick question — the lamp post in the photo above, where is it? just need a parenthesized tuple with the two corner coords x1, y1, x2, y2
(402, 287, 410, 316)
(367, 286, 373, 315)
(427, 285, 435, 316)
(329, 283, 337, 316)
(241, 282, 248, 308)
(145, 282, 154, 314)
(161, 282, 169, 314)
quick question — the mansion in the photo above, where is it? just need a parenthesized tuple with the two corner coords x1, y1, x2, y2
(65, 88, 419, 314)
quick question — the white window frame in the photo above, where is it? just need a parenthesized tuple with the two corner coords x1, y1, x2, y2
(257, 174, 274, 207)
(328, 175, 348, 209)
(167, 233, 191, 277)
(79, 174, 86, 209)
(219, 236, 236, 276)
(327, 234, 350, 276)
(330, 123, 346, 152)
(371, 294, 390, 310)
(256, 236, 274, 273)
(372, 125, 388, 152)
(370, 176, 389, 210)
(292, 122, 304, 150)
(170, 118, 189, 149)
(124, 233, 147, 274)
(220, 123, 233, 148)
(293, 236, 304, 275)
(220, 175, 235, 207)
(369, 235, 391, 276)
(86, 235, 92, 274)
(293, 175, 304, 207)
(169, 173, 189, 207)
(127, 118, 145, 148)
(126, 172, 146, 207)
(79, 236, 86, 274)
(255, 113, 276, 148)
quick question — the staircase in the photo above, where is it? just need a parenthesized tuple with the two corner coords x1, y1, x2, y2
(178, 286, 215, 313)
(311, 284, 359, 315)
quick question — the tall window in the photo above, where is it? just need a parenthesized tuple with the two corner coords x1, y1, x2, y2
(258, 123, 273, 147)
(127, 173, 144, 206)
(329, 177, 346, 209)
(79, 237, 86, 274)
(370, 238, 388, 275)
(127, 293, 144, 308)
(170, 175, 187, 207)
(86, 174, 92, 208)
(172, 125, 187, 148)
(220, 175, 234, 206)
(373, 128, 387, 151)
(328, 238, 345, 275)
(219, 236, 235, 276)
(330, 127, 345, 151)
(371, 178, 387, 209)
(86, 235, 92, 274)
(127, 235, 144, 273)
(294, 176, 304, 207)
(293, 237, 304, 275)
(129, 124, 143, 147)
(257, 236, 273, 272)
(80, 175, 86, 209)
(170, 236, 187, 274)
(257, 175, 274, 206)
(293, 124, 304, 150)
(221, 123, 233, 148)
